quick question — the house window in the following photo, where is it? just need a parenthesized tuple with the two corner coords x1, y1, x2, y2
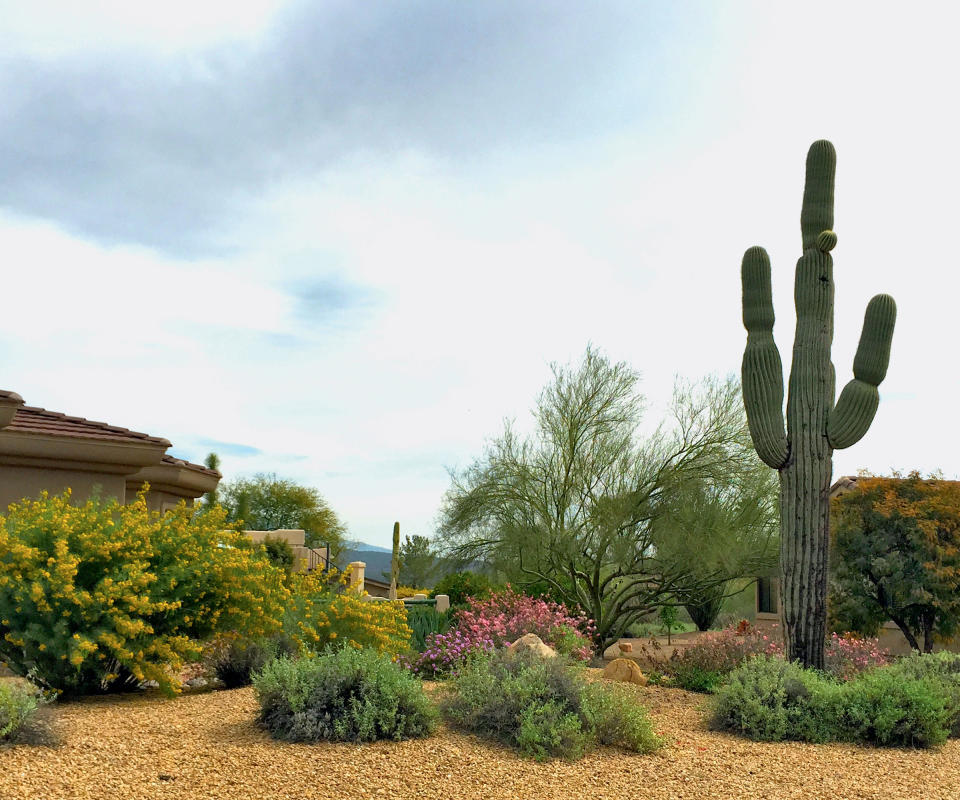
(757, 577, 776, 614)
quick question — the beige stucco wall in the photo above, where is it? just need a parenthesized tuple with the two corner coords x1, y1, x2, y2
(0, 464, 127, 510)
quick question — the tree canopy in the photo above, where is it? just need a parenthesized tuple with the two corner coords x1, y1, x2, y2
(218, 473, 346, 553)
(397, 534, 438, 588)
(830, 472, 960, 653)
(436, 346, 777, 651)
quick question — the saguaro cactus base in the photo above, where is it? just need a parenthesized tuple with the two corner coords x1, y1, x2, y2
(740, 140, 896, 669)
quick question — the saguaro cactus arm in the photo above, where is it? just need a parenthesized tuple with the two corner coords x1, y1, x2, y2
(741, 246, 789, 468)
(828, 293, 897, 449)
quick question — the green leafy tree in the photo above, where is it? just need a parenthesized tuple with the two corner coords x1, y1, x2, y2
(398, 535, 438, 588)
(830, 472, 960, 653)
(219, 473, 346, 554)
(437, 347, 772, 652)
(430, 571, 493, 606)
(658, 603, 680, 645)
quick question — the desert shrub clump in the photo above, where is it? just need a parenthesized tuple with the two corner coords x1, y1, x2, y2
(403, 588, 595, 678)
(0, 679, 49, 741)
(204, 634, 298, 689)
(670, 621, 782, 692)
(823, 632, 891, 681)
(442, 649, 662, 760)
(253, 647, 437, 742)
(712, 655, 953, 748)
(880, 651, 960, 736)
(0, 491, 289, 696)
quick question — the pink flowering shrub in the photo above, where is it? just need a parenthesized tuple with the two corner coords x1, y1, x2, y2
(669, 621, 783, 692)
(401, 629, 495, 678)
(402, 588, 596, 677)
(455, 588, 596, 661)
(824, 632, 891, 681)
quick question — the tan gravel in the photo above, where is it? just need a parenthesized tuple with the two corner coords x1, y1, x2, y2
(3, 671, 959, 800)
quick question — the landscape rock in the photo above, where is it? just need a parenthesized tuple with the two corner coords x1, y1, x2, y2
(506, 633, 557, 659)
(602, 657, 648, 686)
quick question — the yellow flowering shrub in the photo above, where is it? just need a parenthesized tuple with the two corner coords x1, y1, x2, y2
(0, 490, 289, 696)
(396, 586, 431, 599)
(285, 566, 411, 655)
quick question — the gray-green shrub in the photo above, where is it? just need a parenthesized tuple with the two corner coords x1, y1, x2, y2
(442, 649, 661, 760)
(835, 667, 950, 748)
(207, 635, 297, 689)
(253, 648, 437, 742)
(881, 651, 960, 736)
(712, 655, 952, 748)
(710, 656, 838, 742)
(0, 680, 45, 741)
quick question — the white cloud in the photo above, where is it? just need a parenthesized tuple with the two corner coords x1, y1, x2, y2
(1, 0, 958, 547)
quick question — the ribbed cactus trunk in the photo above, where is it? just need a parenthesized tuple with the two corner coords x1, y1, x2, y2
(389, 521, 400, 601)
(741, 141, 896, 670)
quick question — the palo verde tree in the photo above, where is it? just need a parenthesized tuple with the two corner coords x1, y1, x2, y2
(437, 346, 774, 652)
(740, 140, 896, 668)
(652, 466, 778, 630)
(830, 473, 960, 653)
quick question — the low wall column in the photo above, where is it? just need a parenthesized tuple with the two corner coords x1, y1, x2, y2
(435, 594, 450, 613)
(348, 561, 366, 593)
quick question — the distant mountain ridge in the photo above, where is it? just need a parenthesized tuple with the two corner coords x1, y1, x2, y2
(337, 548, 393, 582)
(343, 540, 393, 553)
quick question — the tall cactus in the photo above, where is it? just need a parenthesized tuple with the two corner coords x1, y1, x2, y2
(741, 140, 896, 669)
(389, 521, 400, 601)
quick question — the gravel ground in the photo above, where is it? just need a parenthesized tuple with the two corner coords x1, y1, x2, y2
(3, 672, 959, 800)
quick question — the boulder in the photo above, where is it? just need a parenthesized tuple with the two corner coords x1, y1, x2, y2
(506, 633, 557, 659)
(603, 657, 648, 686)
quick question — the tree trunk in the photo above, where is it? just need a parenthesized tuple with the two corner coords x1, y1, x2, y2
(890, 615, 922, 652)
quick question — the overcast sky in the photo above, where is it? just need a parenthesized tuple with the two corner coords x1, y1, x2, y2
(1, 1, 956, 548)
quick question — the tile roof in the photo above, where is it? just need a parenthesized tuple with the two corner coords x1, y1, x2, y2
(5, 406, 171, 447)
(160, 454, 221, 477)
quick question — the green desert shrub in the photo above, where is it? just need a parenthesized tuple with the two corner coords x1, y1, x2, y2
(712, 655, 952, 748)
(834, 668, 950, 748)
(0, 680, 47, 741)
(710, 656, 837, 743)
(407, 607, 451, 653)
(881, 651, 960, 736)
(430, 571, 493, 606)
(442, 649, 661, 761)
(253, 648, 437, 743)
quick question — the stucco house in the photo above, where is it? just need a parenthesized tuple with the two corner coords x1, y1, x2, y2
(0, 389, 219, 512)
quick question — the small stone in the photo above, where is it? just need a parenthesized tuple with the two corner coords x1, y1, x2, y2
(602, 657, 648, 686)
(506, 633, 557, 659)
(184, 677, 208, 689)
(618, 641, 633, 653)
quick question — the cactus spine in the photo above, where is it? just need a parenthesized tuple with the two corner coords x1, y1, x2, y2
(741, 140, 896, 669)
(389, 521, 400, 601)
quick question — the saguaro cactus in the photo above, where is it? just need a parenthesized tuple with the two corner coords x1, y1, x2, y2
(389, 521, 400, 601)
(741, 140, 896, 669)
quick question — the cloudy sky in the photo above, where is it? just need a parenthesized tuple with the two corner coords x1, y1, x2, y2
(1, 1, 956, 548)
